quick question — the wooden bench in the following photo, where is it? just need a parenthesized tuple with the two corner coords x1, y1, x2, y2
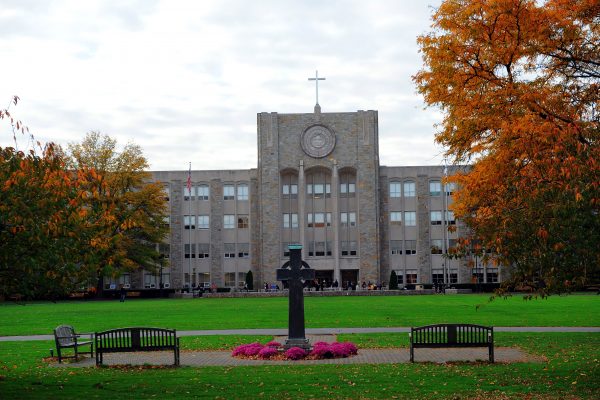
(409, 323, 494, 362)
(95, 327, 180, 366)
(53, 325, 94, 363)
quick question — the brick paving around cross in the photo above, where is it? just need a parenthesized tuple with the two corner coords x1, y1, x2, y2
(53, 334, 545, 368)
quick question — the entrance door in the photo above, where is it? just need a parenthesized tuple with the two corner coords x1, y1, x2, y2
(315, 270, 333, 288)
(341, 270, 359, 289)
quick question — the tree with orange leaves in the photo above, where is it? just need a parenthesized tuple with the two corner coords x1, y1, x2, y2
(414, 0, 599, 295)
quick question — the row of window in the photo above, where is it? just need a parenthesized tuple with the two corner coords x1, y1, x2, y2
(282, 212, 357, 228)
(183, 184, 249, 201)
(183, 215, 249, 229)
(282, 182, 357, 198)
(281, 241, 358, 257)
(389, 211, 456, 226)
(184, 243, 250, 259)
(389, 181, 456, 198)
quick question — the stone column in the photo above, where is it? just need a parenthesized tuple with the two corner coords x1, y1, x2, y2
(298, 160, 306, 259)
(332, 160, 340, 284)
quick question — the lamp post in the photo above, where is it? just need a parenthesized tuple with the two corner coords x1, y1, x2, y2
(159, 254, 164, 297)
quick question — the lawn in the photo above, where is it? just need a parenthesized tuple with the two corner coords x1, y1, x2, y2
(1, 294, 599, 336)
(0, 333, 598, 399)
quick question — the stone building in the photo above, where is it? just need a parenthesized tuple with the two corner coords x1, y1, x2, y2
(106, 105, 500, 291)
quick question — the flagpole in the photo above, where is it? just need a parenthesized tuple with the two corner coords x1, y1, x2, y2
(187, 162, 192, 293)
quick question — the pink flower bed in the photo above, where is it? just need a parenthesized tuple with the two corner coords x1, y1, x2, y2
(231, 341, 358, 360)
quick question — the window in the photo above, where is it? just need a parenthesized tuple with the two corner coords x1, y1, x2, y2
(340, 173, 356, 197)
(223, 215, 235, 229)
(183, 185, 194, 200)
(396, 272, 404, 284)
(237, 184, 248, 200)
(340, 212, 356, 227)
(406, 270, 418, 284)
(431, 239, 443, 254)
(487, 269, 499, 283)
(237, 243, 249, 258)
(340, 182, 356, 196)
(307, 213, 330, 228)
(163, 215, 170, 227)
(198, 215, 209, 229)
(237, 215, 249, 229)
(184, 243, 196, 259)
(390, 240, 402, 255)
(405, 240, 417, 255)
(283, 213, 298, 228)
(446, 211, 456, 225)
(390, 212, 402, 226)
(341, 241, 357, 256)
(446, 182, 456, 195)
(198, 272, 210, 285)
(448, 239, 458, 253)
(472, 269, 485, 283)
(432, 272, 444, 284)
(224, 243, 236, 258)
(197, 185, 209, 200)
(404, 181, 415, 197)
(184, 215, 195, 229)
(404, 212, 416, 226)
(158, 243, 170, 259)
(307, 181, 331, 198)
(224, 272, 235, 287)
(308, 241, 330, 257)
(198, 243, 210, 258)
(430, 211, 442, 225)
(163, 186, 170, 201)
(430, 181, 441, 196)
(282, 184, 298, 198)
(144, 273, 158, 288)
(390, 182, 401, 198)
(223, 185, 235, 200)
(450, 271, 458, 284)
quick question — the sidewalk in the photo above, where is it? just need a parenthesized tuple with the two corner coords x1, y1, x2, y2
(2, 326, 599, 342)
(53, 347, 545, 368)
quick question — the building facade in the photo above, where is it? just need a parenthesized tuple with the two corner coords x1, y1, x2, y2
(110, 106, 500, 292)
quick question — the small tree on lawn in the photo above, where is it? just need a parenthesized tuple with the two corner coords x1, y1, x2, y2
(245, 270, 253, 290)
(389, 271, 399, 290)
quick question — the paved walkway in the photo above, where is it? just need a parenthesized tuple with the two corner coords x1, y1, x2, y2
(3, 326, 599, 342)
(53, 346, 544, 368)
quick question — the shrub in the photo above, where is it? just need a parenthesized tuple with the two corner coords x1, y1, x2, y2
(231, 342, 264, 357)
(389, 270, 399, 290)
(265, 341, 281, 348)
(285, 347, 307, 360)
(258, 346, 278, 359)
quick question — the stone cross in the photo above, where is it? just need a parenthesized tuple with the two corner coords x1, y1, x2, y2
(308, 70, 326, 106)
(276, 244, 315, 349)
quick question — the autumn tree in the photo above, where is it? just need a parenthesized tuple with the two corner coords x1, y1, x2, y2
(67, 132, 169, 292)
(414, 0, 599, 295)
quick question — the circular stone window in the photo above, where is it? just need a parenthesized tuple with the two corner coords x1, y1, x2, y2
(301, 125, 336, 158)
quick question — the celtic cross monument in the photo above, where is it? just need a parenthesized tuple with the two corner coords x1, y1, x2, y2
(276, 244, 315, 349)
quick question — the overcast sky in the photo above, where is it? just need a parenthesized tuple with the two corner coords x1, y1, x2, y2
(1, 0, 445, 171)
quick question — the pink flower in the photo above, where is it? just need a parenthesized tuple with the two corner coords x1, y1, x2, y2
(265, 341, 281, 348)
(231, 342, 264, 357)
(258, 346, 278, 359)
(285, 347, 307, 360)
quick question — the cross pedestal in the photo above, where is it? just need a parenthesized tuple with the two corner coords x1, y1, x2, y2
(276, 244, 315, 350)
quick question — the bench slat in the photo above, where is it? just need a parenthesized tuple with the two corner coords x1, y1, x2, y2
(410, 324, 494, 363)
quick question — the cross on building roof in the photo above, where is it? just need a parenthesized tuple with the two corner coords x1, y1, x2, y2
(308, 70, 326, 106)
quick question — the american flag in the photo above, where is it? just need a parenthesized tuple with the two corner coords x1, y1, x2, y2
(186, 163, 192, 194)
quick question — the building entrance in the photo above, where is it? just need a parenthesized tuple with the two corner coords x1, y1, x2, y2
(314, 270, 334, 288)
(341, 270, 359, 289)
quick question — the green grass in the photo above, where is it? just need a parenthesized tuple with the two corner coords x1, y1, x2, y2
(2, 294, 599, 335)
(0, 333, 598, 399)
